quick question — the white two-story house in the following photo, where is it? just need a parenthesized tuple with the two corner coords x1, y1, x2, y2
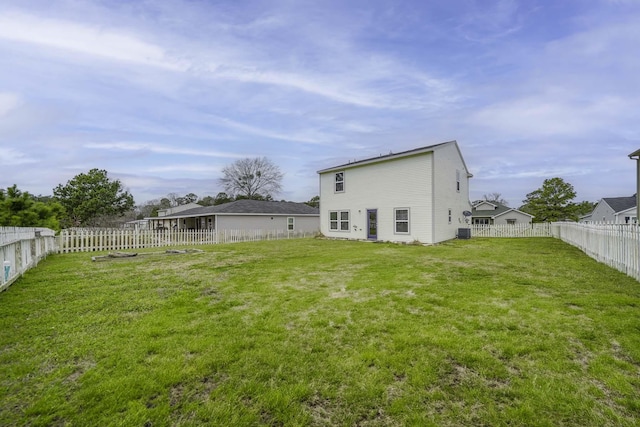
(317, 141, 473, 244)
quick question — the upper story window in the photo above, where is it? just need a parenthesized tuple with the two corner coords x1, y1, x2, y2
(456, 170, 461, 192)
(335, 172, 345, 193)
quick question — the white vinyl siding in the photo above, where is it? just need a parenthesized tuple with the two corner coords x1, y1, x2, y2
(216, 215, 319, 233)
(320, 154, 433, 242)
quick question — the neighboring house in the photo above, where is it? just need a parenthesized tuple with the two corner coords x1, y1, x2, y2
(147, 199, 320, 233)
(471, 201, 533, 225)
(585, 195, 637, 224)
(317, 140, 473, 244)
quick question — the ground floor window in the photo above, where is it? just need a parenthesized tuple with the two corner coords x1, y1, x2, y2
(394, 208, 409, 233)
(506, 219, 517, 225)
(329, 210, 350, 231)
(287, 217, 295, 231)
(473, 218, 490, 225)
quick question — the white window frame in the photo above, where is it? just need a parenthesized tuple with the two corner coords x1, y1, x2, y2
(287, 217, 295, 231)
(335, 171, 345, 193)
(448, 208, 452, 224)
(394, 208, 410, 234)
(506, 218, 517, 225)
(329, 210, 350, 231)
(456, 170, 461, 193)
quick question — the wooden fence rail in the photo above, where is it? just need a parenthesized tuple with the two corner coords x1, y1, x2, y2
(58, 228, 313, 253)
(0, 227, 58, 292)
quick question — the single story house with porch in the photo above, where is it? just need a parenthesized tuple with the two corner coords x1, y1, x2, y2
(471, 201, 534, 225)
(147, 199, 320, 233)
(317, 140, 473, 244)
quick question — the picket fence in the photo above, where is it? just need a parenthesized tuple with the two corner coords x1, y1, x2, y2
(471, 223, 552, 238)
(58, 228, 313, 253)
(0, 227, 58, 291)
(552, 222, 640, 282)
(2, 222, 639, 292)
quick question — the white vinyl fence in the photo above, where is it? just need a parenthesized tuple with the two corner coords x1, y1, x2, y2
(58, 228, 314, 253)
(2, 222, 638, 291)
(552, 222, 640, 282)
(471, 223, 552, 238)
(0, 227, 58, 291)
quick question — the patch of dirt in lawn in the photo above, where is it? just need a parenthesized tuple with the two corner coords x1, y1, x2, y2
(64, 358, 96, 385)
(169, 374, 226, 408)
(304, 394, 337, 426)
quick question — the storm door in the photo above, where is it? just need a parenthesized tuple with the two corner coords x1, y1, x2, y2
(367, 209, 378, 240)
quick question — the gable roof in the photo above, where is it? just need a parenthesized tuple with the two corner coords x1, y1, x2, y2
(154, 199, 319, 220)
(602, 195, 636, 213)
(316, 140, 473, 177)
(472, 200, 497, 209)
(472, 202, 534, 219)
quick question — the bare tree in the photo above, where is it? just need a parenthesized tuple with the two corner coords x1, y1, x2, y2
(483, 192, 509, 206)
(219, 157, 283, 199)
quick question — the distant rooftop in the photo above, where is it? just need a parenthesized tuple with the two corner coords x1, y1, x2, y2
(155, 199, 319, 219)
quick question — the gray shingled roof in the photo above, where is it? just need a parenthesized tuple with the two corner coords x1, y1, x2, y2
(472, 202, 532, 218)
(158, 199, 319, 219)
(603, 195, 637, 213)
(317, 141, 454, 173)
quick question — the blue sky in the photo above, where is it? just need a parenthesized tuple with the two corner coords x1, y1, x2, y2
(1, 0, 638, 207)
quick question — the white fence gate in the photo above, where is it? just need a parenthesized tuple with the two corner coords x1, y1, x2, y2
(0, 227, 58, 292)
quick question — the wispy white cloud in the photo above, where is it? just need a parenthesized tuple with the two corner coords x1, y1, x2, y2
(454, 0, 524, 42)
(84, 142, 244, 158)
(469, 93, 631, 136)
(0, 93, 23, 116)
(204, 114, 334, 145)
(144, 164, 222, 175)
(0, 11, 187, 71)
(0, 147, 38, 166)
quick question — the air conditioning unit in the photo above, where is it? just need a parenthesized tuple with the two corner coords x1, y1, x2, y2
(458, 228, 471, 239)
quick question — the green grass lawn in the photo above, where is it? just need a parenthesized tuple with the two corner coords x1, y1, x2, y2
(1, 237, 639, 426)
